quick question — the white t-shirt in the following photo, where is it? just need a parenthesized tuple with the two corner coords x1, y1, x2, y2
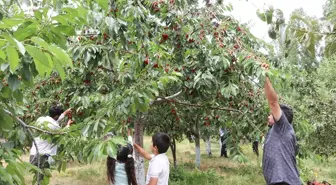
(30, 114, 66, 156)
(146, 153, 169, 185)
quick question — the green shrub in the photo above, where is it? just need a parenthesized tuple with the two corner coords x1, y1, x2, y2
(169, 165, 222, 185)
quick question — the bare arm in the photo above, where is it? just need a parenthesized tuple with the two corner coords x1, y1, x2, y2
(147, 178, 158, 185)
(264, 76, 281, 121)
(133, 143, 152, 160)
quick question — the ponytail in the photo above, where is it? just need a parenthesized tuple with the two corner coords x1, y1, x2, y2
(125, 156, 137, 185)
(107, 156, 116, 184)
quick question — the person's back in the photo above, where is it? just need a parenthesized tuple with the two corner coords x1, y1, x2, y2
(147, 152, 169, 185)
(107, 133, 137, 185)
(262, 75, 301, 185)
(134, 132, 170, 185)
(110, 162, 127, 185)
(29, 106, 73, 185)
(263, 112, 300, 185)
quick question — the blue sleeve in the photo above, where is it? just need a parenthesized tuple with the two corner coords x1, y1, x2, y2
(273, 111, 290, 134)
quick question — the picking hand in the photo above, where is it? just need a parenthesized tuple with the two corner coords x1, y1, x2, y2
(64, 108, 72, 116)
(67, 119, 74, 126)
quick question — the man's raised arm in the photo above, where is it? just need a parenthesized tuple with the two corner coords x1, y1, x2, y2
(264, 76, 282, 121)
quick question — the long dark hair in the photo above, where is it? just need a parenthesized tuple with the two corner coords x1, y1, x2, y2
(107, 143, 137, 185)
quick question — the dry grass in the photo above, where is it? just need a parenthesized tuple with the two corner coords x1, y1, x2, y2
(23, 136, 335, 185)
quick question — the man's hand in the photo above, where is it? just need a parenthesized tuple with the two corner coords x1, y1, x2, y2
(147, 177, 158, 185)
(66, 119, 74, 126)
(63, 108, 72, 116)
(134, 143, 152, 160)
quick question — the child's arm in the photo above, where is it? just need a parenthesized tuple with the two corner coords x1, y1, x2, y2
(133, 143, 152, 160)
(147, 178, 158, 185)
(127, 128, 133, 144)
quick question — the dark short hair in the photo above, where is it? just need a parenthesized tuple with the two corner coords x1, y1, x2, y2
(280, 104, 293, 124)
(152, 132, 170, 154)
(49, 106, 64, 118)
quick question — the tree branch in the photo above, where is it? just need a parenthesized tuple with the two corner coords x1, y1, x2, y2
(3, 109, 41, 183)
(26, 126, 41, 184)
(150, 90, 183, 105)
(3, 109, 66, 135)
(171, 100, 242, 113)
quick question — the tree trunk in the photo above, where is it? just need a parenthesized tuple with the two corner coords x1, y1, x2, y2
(134, 116, 145, 185)
(195, 123, 201, 168)
(171, 137, 177, 168)
(204, 135, 212, 156)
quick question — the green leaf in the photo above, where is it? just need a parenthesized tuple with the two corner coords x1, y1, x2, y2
(0, 39, 7, 47)
(1, 86, 11, 98)
(31, 37, 50, 49)
(106, 141, 116, 158)
(0, 16, 24, 28)
(0, 50, 5, 60)
(256, 9, 266, 22)
(33, 58, 47, 76)
(61, 161, 67, 172)
(6, 46, 19, 72)
(52, 25, 76, 36)
(8, 74, 21, 91)
(14, 22, 37, 41)
(3, 33, 25, 55)
(34, 10, 43, 20)
(25, 45, 49, 67)
(111, 136, 127, 145)
(265, 8, 274, 24)
(96, 0, 109, 11)
(0, 109, 14, 130)
(13, 89, 23, 102)
(48, 45, 73, 67)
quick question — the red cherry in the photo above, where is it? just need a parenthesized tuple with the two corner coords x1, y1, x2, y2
(236, 27, 242, 32)
(165, 68, 169, 73)
(162, 34, 169, 41)
(153, 63, 159, 68)
(216, 115, 220, 119)
(234, 44, 239, 49)
(144, 58, 149, 65)
(174, 68, 179, 72)
(186, 34, 189, 39)
(205, 116, 209, 120)
(171, 109, 176, 114)
(188, 39, 195, 43)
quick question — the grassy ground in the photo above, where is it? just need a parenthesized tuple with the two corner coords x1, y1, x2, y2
(24, 136, 336, 185)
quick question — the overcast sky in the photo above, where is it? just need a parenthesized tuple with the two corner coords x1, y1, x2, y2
(225, 0, 326, 40)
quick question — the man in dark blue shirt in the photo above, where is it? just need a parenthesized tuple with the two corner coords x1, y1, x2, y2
(262, 76, 301, 185)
